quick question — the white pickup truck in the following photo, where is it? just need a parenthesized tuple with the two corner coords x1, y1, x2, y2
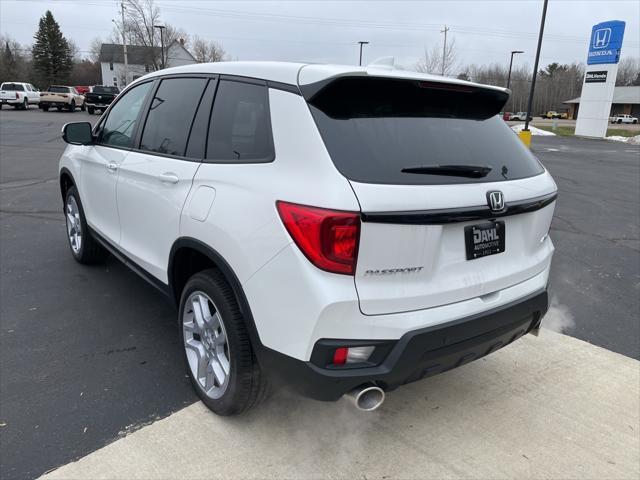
(0, 82, 40, 110)
(611, 114, 638, 124)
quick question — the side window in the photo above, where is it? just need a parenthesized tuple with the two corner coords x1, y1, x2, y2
(185, 79, 217, 159)
(140, 77, 208, 157)
(100, 81, 152, 149)
(206, 80, 274, 163)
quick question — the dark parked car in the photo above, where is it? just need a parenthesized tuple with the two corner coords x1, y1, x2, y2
(84, 85, 120, 115)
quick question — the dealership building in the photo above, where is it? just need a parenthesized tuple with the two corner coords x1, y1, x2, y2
(564, 86, 640, 120)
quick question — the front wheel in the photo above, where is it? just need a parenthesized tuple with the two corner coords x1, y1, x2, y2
(68, 101, 75, 112)
(617, 119, 622, 124)
(87, 106, 95, 115)
(56, 106, 62, 112)
(64, 186, 106, 264)
(179, 270, 269, 416)
(80, 102, 86, 112)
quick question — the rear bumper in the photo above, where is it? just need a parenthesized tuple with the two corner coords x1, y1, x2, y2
(85, 103, 111, 108)
(258, 289, 548, 401)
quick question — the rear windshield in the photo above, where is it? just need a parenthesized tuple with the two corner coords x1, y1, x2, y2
(306, 77, 544, 185)
(48, 86, 70, 93)
(1, 83, 24, 91)
(93, 86, 119, 94)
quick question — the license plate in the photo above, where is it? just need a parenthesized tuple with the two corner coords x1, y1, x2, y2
(464, 221, 505, 260)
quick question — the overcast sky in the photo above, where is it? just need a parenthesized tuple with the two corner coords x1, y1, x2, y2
(1, 0, 638, 72)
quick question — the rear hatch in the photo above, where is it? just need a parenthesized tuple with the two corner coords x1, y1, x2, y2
(303, 74, 556, 315)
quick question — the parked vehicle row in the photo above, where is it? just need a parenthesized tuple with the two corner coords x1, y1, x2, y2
(0, 81, 120, 113)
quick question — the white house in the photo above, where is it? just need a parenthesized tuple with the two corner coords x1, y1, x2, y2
(99, 40, 197, 89)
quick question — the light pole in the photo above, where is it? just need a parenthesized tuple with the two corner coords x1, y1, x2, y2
(524, 0, 548, 133)
(357, 41, 369, 66)
(154, 24, 166, 69)
(506, 50, 524, 89)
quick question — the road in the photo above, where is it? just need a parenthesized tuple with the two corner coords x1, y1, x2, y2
(1, 108, 639, 479)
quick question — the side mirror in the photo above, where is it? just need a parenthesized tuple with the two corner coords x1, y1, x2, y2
(62, 122, 94, 146)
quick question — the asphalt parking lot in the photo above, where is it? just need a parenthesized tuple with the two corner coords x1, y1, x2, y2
(1, 107, 639, 479)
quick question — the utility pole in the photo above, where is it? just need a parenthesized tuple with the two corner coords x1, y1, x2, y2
(155, 25, 166, 69)
(440, 25, 449, 76)
(506, 50, 524, 89)
(524, 0, 548, 132)
(357, 41, 369, 66)
(120, 2, 129, 87)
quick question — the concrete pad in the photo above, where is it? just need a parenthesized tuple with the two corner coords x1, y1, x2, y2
(42, 330, 640, 480)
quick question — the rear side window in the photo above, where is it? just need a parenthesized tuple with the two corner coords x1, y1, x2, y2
(307, 77, 544, 185)
(140, 77, 208, 157)
(185, 79, 217, 159)
(2, 83, 24, 91)
(206, 80, 274, 163)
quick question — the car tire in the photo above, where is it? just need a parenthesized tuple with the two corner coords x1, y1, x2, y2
(87, 107, 94, 115)
(64, 186, 106, 264)
(42, 105, 49, 112)
(179, 269, 269, 416)
(56, 106, 62, 112)
(633, 120, 637, 124)
(80, 103, 86, 112)
(21, 98, 28, 110)
(617, 119, 622, 124)
(68, 101, 75, 112)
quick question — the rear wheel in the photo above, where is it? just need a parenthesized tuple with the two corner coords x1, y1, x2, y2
(617, 119, 622, 124)
(80, 102, 86, 112)
(64, 186, 106, 264)
(87, 107, 95, 115)
(179, 270, 269, 416)
(21, 98, 28, 110)
(68, 101, 75, 112)
(56, 106, 62, 112)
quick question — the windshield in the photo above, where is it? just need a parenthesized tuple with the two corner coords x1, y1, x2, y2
(48, 86, 70, 93)
(93, 86, 119, 94)
(1, 83, 24, 91)
(306, 77, 544, 185)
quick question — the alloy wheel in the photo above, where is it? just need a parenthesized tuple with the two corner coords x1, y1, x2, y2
(183, 291, 231, 399)
(65, 195, 82, 255)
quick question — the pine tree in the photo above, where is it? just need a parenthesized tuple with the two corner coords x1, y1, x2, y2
(31, 11, 73, 87)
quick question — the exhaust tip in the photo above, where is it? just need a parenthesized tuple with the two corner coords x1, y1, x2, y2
(347, 385, 385, 411)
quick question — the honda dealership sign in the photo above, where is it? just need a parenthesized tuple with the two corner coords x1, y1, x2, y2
(587, 21, 625, 65)
(575, 20, 626, 138)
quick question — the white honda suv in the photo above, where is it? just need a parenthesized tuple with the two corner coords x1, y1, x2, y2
(59, 62, 556, 415)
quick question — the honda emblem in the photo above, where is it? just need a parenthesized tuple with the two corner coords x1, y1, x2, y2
(487, 191, 505, 212)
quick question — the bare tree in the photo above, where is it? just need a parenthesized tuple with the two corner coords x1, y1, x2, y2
(616, 57, 640, 86)
(89, 37, 103, 63)
(192, 36, 227, 63)
(416, 37, 457, 76)
(113, 0, 188, 70)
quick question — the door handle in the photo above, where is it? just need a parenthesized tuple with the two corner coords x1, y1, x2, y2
(158, 172, 179, 184)
(106, 162, 117, 172)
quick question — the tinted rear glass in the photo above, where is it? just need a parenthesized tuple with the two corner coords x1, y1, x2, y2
(48, 86, 70, 93)
(2, 83, 24, 91)
(307, 77, 544, 185)
(93, 86, 119, 94)
(140, 77, 208, 157)
(206, 80, 274, 163)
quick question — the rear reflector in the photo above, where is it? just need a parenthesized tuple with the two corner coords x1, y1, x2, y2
(276, 201, 360, 275)
(332, 347, 348, 365)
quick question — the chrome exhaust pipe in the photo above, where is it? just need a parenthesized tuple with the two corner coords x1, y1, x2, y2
(345, 384, 385, 411)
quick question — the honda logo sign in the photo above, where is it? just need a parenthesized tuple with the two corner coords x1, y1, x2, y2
(592, 28, 611, 49)
(587, 21, 625, 65)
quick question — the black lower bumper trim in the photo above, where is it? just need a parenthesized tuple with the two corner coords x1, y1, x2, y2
(258, 289, 548, 401)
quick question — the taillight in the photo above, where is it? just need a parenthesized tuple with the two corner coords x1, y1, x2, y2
(15, 92, 19, 99)
(276, 201, 360, 275)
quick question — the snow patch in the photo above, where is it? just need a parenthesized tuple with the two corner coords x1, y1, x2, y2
(606, 135, 640, 145)
(510, 124, 556, 136)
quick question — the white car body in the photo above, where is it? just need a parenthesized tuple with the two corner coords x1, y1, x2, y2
(58, 61, 556, 408)
(0, 82, 40, 108)
(611, 114, 638, 124)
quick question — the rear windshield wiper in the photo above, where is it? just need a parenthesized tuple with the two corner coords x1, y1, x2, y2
(401, 164, 492, 178)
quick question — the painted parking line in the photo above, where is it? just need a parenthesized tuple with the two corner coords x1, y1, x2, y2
(41, 330, 639, 480)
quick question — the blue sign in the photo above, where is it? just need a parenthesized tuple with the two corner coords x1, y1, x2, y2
(587, 20, 625, 65)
